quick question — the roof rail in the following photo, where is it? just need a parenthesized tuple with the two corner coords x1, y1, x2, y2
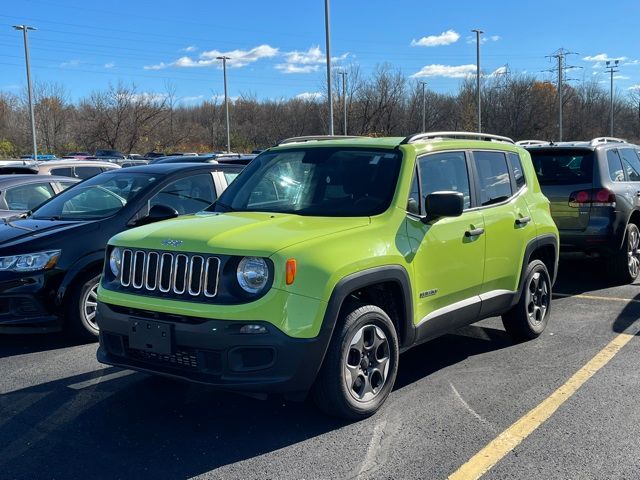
(400, 131, 514, 145)
(590, 136, 627, 146)
(277, 135, 365, 145)
(515, 139, 549, 146)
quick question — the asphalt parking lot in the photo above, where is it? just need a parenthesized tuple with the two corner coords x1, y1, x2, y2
(1, 260, 639, 480)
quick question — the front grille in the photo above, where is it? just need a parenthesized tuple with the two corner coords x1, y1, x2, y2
(119, 249, 220, 298)
(129, 348, 199, 369)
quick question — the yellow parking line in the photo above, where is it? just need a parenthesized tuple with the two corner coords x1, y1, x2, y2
(554, 292, 640, 303)
(448, 331, 636, 480)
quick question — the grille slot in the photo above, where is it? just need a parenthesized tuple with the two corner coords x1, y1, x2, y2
(116, 249, 219, 298)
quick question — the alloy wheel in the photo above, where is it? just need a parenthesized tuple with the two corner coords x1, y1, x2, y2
(344, 324, 390, 402)
(627, 228, 640, 279)
(82, 281, 99, 332)
(526, 272, 549, 325)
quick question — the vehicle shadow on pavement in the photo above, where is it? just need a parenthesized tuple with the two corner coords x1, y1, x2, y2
(554, 258, 636, 295)
(612, 292, 640, 334)
(0, 333, 94, 359)
(0, 325, 514, 479)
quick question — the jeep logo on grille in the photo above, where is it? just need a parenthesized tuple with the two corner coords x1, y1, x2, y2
(161, 239, 183, 247)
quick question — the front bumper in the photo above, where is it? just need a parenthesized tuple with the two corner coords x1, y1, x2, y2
(96, 302, 332, 397)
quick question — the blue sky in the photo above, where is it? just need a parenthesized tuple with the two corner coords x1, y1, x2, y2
(1, 0, 639, 104)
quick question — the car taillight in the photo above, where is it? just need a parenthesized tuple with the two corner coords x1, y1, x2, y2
(568, 188, 616, 207)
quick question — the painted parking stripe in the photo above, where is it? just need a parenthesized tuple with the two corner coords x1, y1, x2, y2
(448, 331, 636, 480)
(67, 369, 135, 390)
(554, 292, 640, 303)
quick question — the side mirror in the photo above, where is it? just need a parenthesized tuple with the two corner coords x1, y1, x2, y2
(422, 191, 464, 223)
(135, 204, 179, 226)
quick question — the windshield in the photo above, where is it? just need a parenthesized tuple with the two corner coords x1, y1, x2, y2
(210, 147, 402, 216)
(32, 172, 157, 220)
(529, 149, 594, 185)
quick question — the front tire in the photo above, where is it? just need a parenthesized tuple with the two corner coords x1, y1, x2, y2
(66, 273, 101, 340)
(608, 223, 640, 284)
(312, 303, 399, 420)
(502, 260, 551, 341)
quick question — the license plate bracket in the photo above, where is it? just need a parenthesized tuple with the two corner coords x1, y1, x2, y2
(128, 319, 172, 355)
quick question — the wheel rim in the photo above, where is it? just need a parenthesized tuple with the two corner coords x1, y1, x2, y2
(82, 281, 99, 332)
(627, 228, 640, 278)
(526, 272, 549, 325)
(344, 324, 390, 402)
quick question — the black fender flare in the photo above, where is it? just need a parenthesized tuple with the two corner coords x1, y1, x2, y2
(514, 234, 558, 304)
(55, 251, 106, 306)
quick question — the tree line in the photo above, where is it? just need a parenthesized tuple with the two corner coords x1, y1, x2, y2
(1, 64, 639, 158)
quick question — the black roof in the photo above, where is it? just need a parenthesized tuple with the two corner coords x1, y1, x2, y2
(0, 174, 80, 188)
(100, 162, 243, 175)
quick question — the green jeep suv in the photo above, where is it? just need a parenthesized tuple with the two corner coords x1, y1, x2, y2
(96, 132, 559, 419)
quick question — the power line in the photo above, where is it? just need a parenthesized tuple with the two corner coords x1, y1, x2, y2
(544, 48, 580, 141)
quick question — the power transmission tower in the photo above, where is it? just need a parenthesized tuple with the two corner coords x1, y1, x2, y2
(545, 48, 580, 141)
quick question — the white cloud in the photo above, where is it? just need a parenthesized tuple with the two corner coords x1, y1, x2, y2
(613, 75, 630, 80)
(60, 59, 81, 68)
(275, 46, 349, 74)
(180, 95, 204, 103)
(490, 35, 501, 42)
(411, 64, 476, 79)
(104, 62, 115, 69)
(490, 66, 508, 76)
(583, 53, 627, 63)
(129, 92, 168, 103)
(212, 94, 239, 102)
(410, 30, 460, 47)
(466, 34, 500, 45)
(628, 84, 640, 91)
(295, 91, 323, 101)
(144, 44, 279, 70)
(182, 45, 197, 52)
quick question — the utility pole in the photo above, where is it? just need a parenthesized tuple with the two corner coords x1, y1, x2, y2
(324, 0, 334, 135)
(13, 25, 37, 160)
(471, 29, 483, 133)
(546, 48, 579, 142)
(606, 60, 620, 136)
(420, 81, 427, 132)
(216, 55, 231, 153)
(337, 70, 347, 135)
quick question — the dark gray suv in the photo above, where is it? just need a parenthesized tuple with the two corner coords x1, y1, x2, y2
(527, 137, 640, 283)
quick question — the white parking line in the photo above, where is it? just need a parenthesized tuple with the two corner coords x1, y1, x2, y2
(67, 369, 135, 390)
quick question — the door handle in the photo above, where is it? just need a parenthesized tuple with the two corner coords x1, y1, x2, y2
(465, 227, 485, 237)
(515, 216, 531, 226)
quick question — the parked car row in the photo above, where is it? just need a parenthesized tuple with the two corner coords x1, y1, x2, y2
(1, 131, 639, 420)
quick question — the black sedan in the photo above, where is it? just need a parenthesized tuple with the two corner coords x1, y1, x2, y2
(0, 175, 79, 220)
(0, 162, 242, 339)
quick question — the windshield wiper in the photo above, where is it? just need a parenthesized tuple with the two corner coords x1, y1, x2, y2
(213, 200, 234, 212)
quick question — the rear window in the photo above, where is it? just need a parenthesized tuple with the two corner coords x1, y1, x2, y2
(529, 149, 594, 185)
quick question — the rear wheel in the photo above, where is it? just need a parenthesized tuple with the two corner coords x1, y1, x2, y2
(66, 272, 101, 340)
(608, 223, 640, 284)
(502, 259, 551, 341)
(312, 303, 399, 420)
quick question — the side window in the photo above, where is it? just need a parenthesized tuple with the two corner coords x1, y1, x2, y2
(50, 167, 73, 177)
(507, 152, 526, 189)
(75, 166, 103, 179)
(473, 151, 513, 206)
(418, 151, 471, 209)
(619, 148, 640, 181)
(58, 181, 76, 191)
(606, 150, 625, 182)
(5, 183, 55, 211)
(407, 169, 420, 214)
(149, 173, 216, 215)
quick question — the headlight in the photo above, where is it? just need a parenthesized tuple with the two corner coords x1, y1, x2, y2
(0, 250, 61, 272)
(236, 257, 269, 294)
(109, 247, 122, 278)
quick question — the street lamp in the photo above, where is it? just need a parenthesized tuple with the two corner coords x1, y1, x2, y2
(471, 29, 483, 133)
(419, 81, 427, 132)
(13, 25, 37, 160)
(216, 55, 231, 153)
(337, 70, 347, 135)
(606, 60, 620, 136)
(324, 0, 334, 135)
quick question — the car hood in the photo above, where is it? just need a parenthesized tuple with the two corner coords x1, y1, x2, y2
(110, 211, 370, 256)
(0, 217, 95, 249)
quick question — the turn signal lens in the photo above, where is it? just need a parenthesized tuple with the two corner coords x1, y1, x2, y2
(286, 258, 297, 285)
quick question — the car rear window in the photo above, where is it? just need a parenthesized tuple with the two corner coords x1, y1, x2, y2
(529, 149, 594, 185)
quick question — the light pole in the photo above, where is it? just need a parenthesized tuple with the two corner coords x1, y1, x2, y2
(216, 55, 231, 153)
(419, 81, 427, 132)
(337, 71, 347, 135)
(324, 0, 334, 135)
(13, 25, 37, 160)
(606, 60, 620, 136)
(471, 29, 483, 133)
